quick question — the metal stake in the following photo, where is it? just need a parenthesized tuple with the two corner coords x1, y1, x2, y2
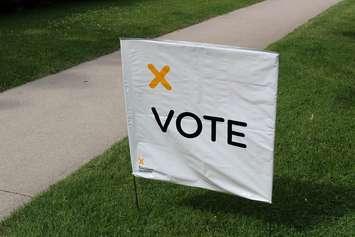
(132, 175, 140, 210)
(268, 204, 272, 237)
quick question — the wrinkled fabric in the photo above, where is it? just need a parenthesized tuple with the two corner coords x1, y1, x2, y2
(121, 39, 279, 203)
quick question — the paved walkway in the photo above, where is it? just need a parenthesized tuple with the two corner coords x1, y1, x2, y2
(0, 0, 339, 219)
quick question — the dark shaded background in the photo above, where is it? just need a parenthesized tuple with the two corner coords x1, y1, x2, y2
(1, 0, 86, 12)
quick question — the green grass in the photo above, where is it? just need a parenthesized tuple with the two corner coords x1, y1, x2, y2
(0, 0, 261, 92)
(1, 0, 355, 236)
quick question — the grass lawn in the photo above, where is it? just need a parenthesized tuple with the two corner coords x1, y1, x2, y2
(0, 0, 261, 92)
(1, 0, 355, 236)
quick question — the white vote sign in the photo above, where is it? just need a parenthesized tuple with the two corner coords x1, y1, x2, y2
(121, 39, 279, 203)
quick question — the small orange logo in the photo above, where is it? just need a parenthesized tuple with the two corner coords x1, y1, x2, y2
(147, 64, 172, 91)
(138, 156, 144, 166)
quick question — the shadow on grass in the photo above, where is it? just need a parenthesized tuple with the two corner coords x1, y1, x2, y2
(179, 176, 354, 230)
(341, 31, 355, 39)
(334, 84, 355, 109)
(0, 0, 139, 16)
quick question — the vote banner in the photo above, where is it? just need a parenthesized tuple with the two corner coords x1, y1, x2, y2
(121, 39, 279, 203)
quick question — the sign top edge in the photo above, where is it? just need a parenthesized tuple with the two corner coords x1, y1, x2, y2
(120, 38, 279, 57)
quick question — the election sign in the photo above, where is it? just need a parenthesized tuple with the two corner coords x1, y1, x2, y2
(121, 39, 279, 203)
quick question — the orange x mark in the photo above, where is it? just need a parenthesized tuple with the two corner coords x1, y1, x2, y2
(147, 64, 172, 91)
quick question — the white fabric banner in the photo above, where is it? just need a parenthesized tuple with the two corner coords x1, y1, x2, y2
(121, 39, 279, 203)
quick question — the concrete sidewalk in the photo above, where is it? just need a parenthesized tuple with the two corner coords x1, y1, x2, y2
(0, 0, 339, 219)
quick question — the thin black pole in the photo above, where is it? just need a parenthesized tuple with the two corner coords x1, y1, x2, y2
(132, 175, 140, 210)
